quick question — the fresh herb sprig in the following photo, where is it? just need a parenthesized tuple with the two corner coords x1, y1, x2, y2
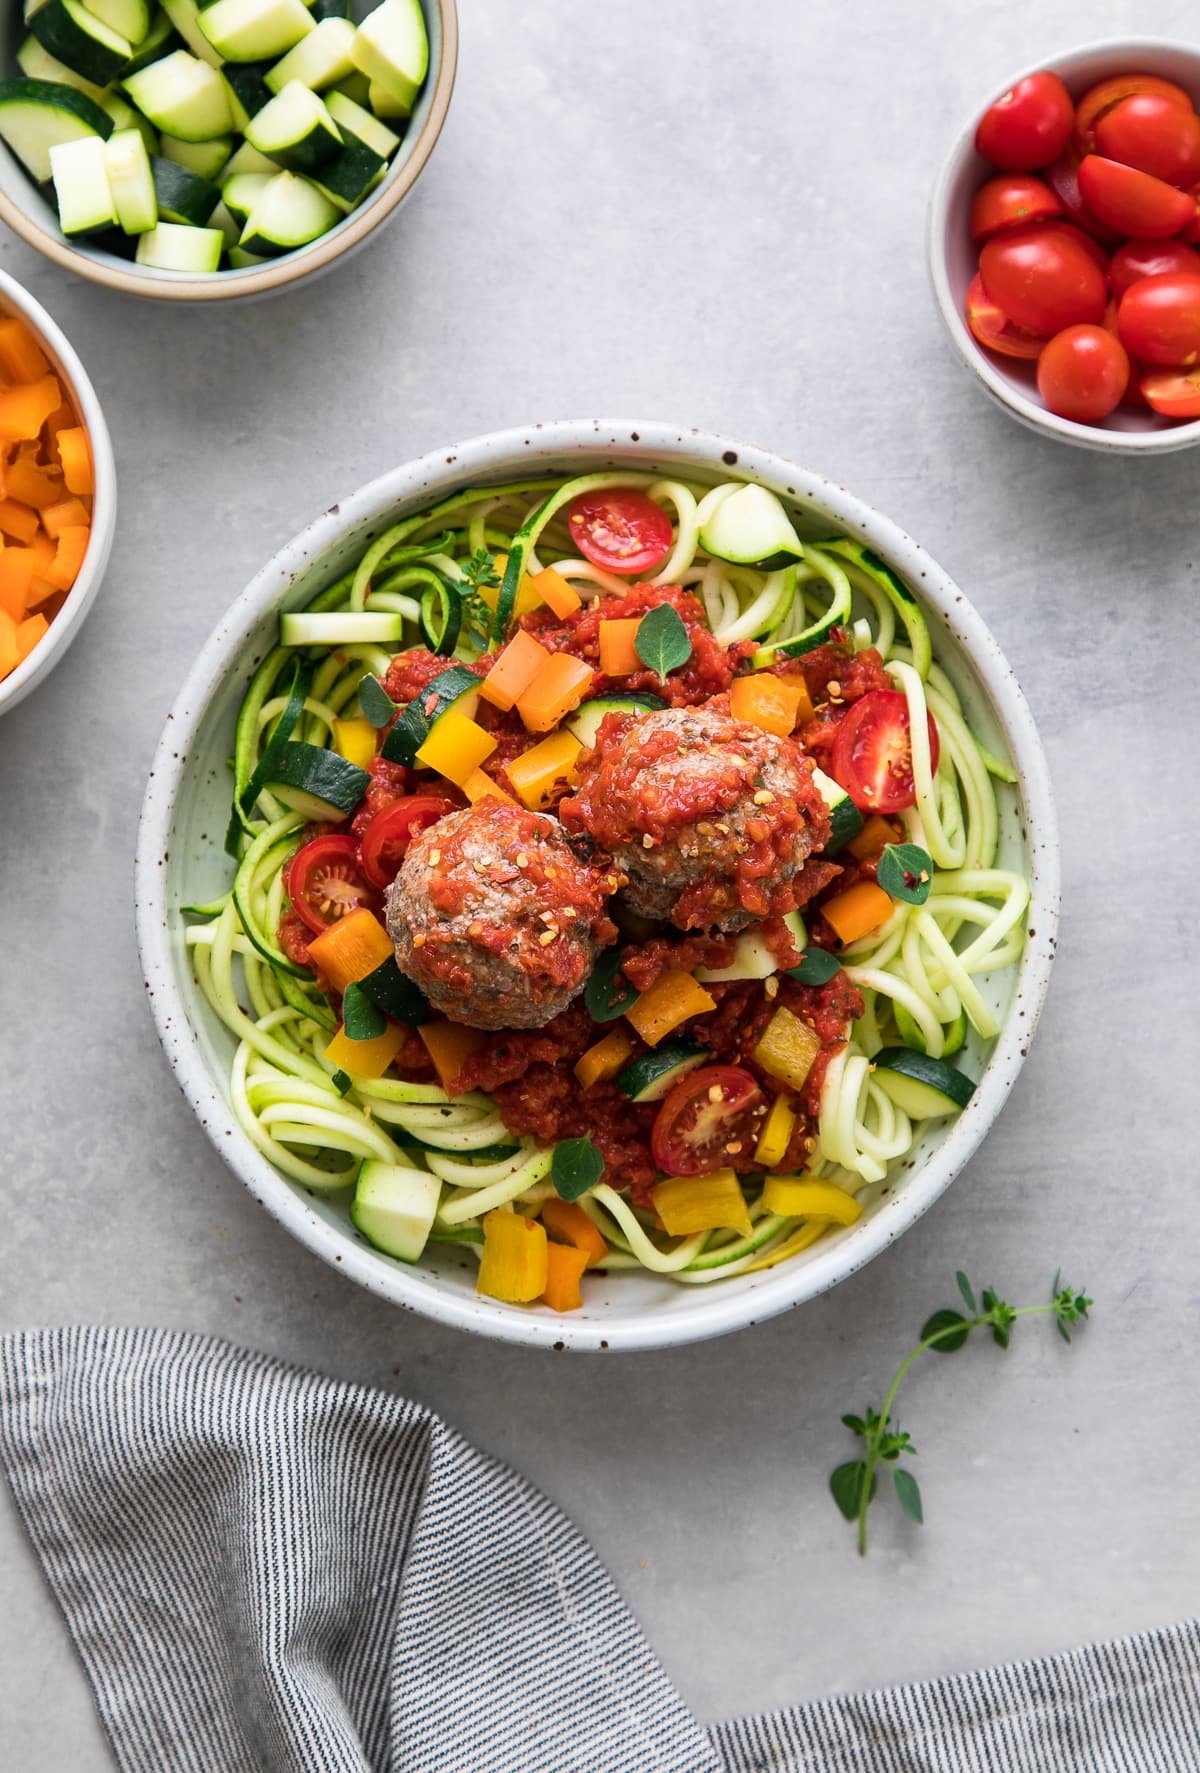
(455, 548, 503, 640)
(831, 1270, 1092, 1555)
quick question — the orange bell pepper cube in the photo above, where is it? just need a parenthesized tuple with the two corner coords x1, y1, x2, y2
(56, 426, 94, 495)
(730, 671, 809, 737)
(0, 609, 18, 680)
(573, 1025, 636, 1090)
(477, 1211, 548, 1303)
(527, 565, 581, 619)
(477, 628, 549, 711)
(846, 814, 901, 862)
(5, 457, 62, 509)
(597, 617, 642, 677)
(0, 500, 39, 543)
(0, 318, 50, 384)
(0, 376, 61, 443)
(306, 908, 393, 997)
(542, 1241, 590, 1311)
(821, 880, 894, 946)
(541, 1197, 608, 1267)
(41, 497, 90, 539)
(24, 577, 61, 614)
(652, 1168, 753, 1238)
(418, 1019, 485, 1093)
(322, 1019, 407, 1081)
(46, 526, 90, 590)
(505, 729, 583, 810)
(462, 766, 515, 805)
(0, 548, 36, 621)
(15, 611, 47, 664)
(516, 652, 593, 733)
(625, 969, 716, 1047)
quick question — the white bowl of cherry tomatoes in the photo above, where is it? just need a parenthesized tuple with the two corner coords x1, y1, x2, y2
(929, 39, 1200, 451)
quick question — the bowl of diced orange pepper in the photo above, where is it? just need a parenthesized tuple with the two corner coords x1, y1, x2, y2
(0, 267, 115, 716)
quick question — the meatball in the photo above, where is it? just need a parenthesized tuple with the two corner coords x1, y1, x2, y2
(559, 704, 831, 930)
(385, 799, 620, 1031)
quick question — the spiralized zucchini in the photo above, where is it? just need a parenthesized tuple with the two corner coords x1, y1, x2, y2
(186, 473, 1028, 1289)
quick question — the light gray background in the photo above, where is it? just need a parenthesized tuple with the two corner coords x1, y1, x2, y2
(3, 0, 1198, 1762)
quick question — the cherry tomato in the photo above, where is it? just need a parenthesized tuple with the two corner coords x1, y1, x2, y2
(969, 174, 1063, 242)
(567, 490, 673, 576)
(1074, 73, 1195, 155)
(965, 272, 1048, 358)
(359, 794, 457, 889)
(1094, 93, 1200, 188)
(975, 71, 1074, 172)
(1044, 149, 1124, 244)
(650, 1065, 766, 1178)
(978, 224, 1108, 336)
(1138, 365, 1200, 416)
(1044, 217, 1110, 271)
(1109, 237, 1200, 299)
(1117, 272, 1200, 364)
(1178, 183, 1200, 242)
(830, 689, 941, 815)
(1036, 324, 1129, 422)
(1076, 154, 1196, 237)
(287, 835, 381, 937)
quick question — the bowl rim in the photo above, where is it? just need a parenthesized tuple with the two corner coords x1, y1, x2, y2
(134, 419, 1060, 1351)
(928, 34, 1200, 454)
(0, 0, 458, 303)
(0, 266, 116, 715)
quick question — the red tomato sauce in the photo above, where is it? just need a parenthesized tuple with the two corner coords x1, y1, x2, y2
(521, 583, 753, 706)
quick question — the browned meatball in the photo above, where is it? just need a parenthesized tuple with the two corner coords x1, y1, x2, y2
(385, 799, 620, 1030)
(559, 704, 831, 930)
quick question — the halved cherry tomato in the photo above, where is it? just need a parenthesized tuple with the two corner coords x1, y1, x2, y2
(1094, 93, 1200, 188)
(650, 1065, 767, 1177)
(830, 689, 940, 815)
(1109, 237, 1200, 299)
(359, 794, 457, 889)
(969, 174, 1063, 242)
(965, 272, 1047, 358)
(567, 489, 673, 576)
(1043, 148, 1123, 244)
(1036, 324, 1129, 422)
(1074, 73, 1195, 155)
(287, 834, 381, 936)
(1077, 154, 1196, 237)
(1178, 183, 1200, 242)
(1117, 271, 1200, 364)
(975, 72, 1074, 172)
(1139, 365, 1200, 416)
(979, 224, 1108, 336)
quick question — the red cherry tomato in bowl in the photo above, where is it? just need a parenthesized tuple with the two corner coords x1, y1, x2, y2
(1077, 155, 1196, 237)
(965, 272, 1048, 358)
(969, 174, 1063, 241)
(1138, 365, 1200, 416)
(975, 71, 1074, 172)
(831, 689, 940, 815)
(1109, 237, 1200, 299)
(978, 224, 1108, 336)
(650, 1065, 766, 1178)
(359, 794, 458, 889)
(1074, 73, 1195, 155)
(1036, 324, 1130, 423)
(567, 489, 673, 576)
(1043, 148, 1124, 244)
(1094, 92, 1200, 187)
(1117, 271, 1200, 364)
(287, 835, 381, 936)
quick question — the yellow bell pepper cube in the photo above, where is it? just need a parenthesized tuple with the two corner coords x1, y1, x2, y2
(462, 766, 516, 805)
(323, 1019, 408, 1080)
(418, 1019, 486, 1093)
(752, 1006, 822, 1092)
(652, 1168, 753, 1238)
(573, 1026, 636, 1090)
(477, 1210, 549, 1303)
(761, 1175, 864, 1225)
(475, 553, 543, 621)
(506, 729, 583, 809)
(730, 671, 811, 737)
(307, 908, 393, 997)
(754, 1095, 797, 1168)
(333, 716, 377, 771)
(415, 710, 497, 786)
(625, 969, 716, 1048)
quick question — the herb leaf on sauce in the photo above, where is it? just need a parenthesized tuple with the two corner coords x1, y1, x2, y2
(343, 982, 387, 1041)
(787, 948, 842, 986)
(634, 603, 692, 680)
(585, 948, 638, 1022)
(877, 842, 933, 905)
(552, 1136, 605, 1201)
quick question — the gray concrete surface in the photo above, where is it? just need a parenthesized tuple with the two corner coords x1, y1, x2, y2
(3, 0, 1199, 1762)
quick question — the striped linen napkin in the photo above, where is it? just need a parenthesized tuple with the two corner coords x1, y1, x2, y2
(2, 1328, 1197, 1773)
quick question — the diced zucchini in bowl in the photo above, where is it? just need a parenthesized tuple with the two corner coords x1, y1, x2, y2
(221, 169, 273, 222)
(49, 135, 116, 233)
(245, 80, 342, 171)
(311, 134, 384, 212)
(239, 169, 340, 254)
(324, 88, 399, 160)
(151, 154, 219, 224)
(161, 132, 234, 181)
(28, 0, 133, 88)
(85, 0, 152, 50)
(265, 17, 358, 93)
(123, 50, 234, 141)
(135, 218, 223, 270)
(199, 0, 314, 65)
(0, 78, 113, 182)
(15, 34, 109, 107)
(350, 0, 428, 115)
(104, 128, 157, 233)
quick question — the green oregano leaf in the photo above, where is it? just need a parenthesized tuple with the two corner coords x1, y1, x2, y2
(585, 948, 637, 1022)
(342, 981, 387, 1042)
(893, 1467, 924, 1524)
(359, 673, 397, 728)
(634, 603, 692, 680)
(551, 1136, 604, 1201)
(877, 842, 934, 905)
(830, 1460, 869, 1522)
(920, 1308, 971, 1353)
(788, 947, 842, 986)
(956, 1270, 977, 1313)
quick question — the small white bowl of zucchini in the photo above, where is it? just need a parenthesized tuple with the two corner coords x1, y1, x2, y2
(0, 0, 457, 298)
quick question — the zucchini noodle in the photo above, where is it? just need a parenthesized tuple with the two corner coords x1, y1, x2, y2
(186, 471, 1029, 1297)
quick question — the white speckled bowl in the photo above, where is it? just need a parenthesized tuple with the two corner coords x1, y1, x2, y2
(135, 421, 1059, 1351)
(929, 37, 1200, 453)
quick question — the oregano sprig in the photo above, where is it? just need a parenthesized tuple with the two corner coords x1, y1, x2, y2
(831, 1270, 1092, 1555)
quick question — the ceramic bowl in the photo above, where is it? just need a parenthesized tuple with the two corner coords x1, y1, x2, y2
(0, 268, 116, 717)
(134, 421, 1059, 1351)
(0, 0, 457, 302)
(929, 37, 1200, 453)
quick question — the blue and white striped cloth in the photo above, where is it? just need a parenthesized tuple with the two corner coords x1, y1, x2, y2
(2, 1327, 1197, 1773)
